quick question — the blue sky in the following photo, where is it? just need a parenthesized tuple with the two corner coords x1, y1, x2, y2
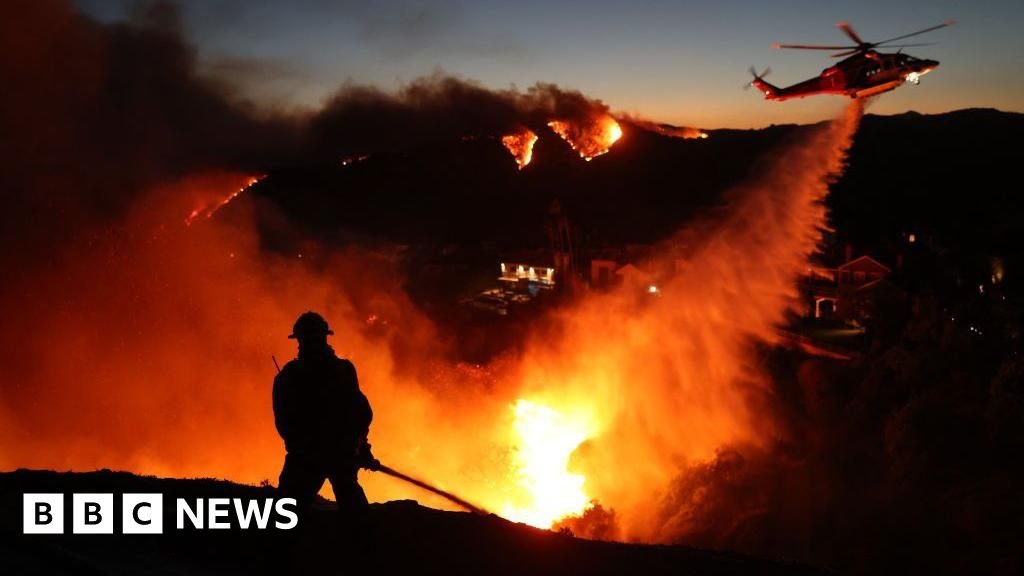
(77, 0, 1024, 128)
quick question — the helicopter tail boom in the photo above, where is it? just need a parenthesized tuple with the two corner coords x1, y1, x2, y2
(747, 67, 781, 100)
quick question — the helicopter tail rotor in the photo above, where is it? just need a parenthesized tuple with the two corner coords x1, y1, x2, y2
(745, 67, 779, 99)
(744, 66, 771, 90)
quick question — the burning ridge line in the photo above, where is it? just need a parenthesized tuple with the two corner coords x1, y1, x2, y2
(184, 175, 265, 226)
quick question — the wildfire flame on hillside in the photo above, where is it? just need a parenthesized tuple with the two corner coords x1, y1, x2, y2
(341, 154, 370, 167)
(500, 399, 598, 527)
(184, 175, 263, 225)
(548, 116, 623, 161)
(1, 101, 865, 546)
(501, 130, 539, 170)
(2, 0, 885, 553)
(648, 125, 708, 140)
(621, 117, 708, 140)
(498, 101, 864, 537)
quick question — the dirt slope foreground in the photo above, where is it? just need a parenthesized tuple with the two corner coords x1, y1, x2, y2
(0, 470, 822, 575)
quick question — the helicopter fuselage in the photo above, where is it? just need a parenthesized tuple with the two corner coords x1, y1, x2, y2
(753, 50, 939, 101)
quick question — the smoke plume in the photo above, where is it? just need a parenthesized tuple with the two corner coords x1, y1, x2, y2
(0, 1, 299, 271)
(310, 74, 620, 160)
(1, 0, 882, 566)
(511, 101, 864, 541)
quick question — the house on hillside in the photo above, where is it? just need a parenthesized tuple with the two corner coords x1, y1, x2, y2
(615, 263, 655, 290)
(803, 255, 891, 322)
(498, 252, 557, 292)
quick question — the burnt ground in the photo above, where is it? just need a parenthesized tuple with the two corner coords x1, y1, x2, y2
(0, 469, 823, 576)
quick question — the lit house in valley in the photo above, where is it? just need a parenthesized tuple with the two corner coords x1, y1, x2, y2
(499, 252, 557, 291)
(803, 255, 891, 320)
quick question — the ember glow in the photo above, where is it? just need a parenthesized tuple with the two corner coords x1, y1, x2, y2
(341, 154, 370, 167)
(1, 102, 865, 547)
(548, 116, 623, 161)
(184, 175, 264, 226)
(501, 130, 539, 170)
(484, 101, 865, 538)
(622, 117, 709, 140)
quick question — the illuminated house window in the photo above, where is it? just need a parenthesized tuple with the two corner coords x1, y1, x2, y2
(499, 260, 556, 287)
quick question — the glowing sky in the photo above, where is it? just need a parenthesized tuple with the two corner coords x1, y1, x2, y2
(77, 0, 1024, 128)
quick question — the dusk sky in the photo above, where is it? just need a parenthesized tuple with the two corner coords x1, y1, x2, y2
(77, 0, 1024, 128)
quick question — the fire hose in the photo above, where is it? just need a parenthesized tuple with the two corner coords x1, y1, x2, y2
(373, 463, 489, 516)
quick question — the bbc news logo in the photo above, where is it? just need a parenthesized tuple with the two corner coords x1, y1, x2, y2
(24, 493, 298, 534)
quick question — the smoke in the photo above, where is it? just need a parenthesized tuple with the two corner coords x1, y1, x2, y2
(505, 101, 864, 541)
(0, 1, 617, 499)
(617, 114, 708, 139)
(0, 1, 624, 267)
(0, 1, 300, 270)
(0, 168, 493, 505)
(310, 74, 619, 159)
(0, 0, 294, 471)
(1, 0, 882, 566)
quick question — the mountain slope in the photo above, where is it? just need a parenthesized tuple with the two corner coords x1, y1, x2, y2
(1, 469, 823, 575)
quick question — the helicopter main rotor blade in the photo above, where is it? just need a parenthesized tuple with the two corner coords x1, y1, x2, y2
(774, 20, 951, 59)
(774, 43, 857, 50)
(835, 22, 866, 46)
(874, 20, 955, 45)
(876, 41, 933, 47)
(876, 42, 935, 48)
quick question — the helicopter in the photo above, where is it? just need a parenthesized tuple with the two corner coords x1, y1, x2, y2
(748, 21, 954, 101)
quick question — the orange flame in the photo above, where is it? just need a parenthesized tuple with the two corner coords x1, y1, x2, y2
(184, 175, 263, 226)
(341, 154, 370, 167)
(621, 117, 708, 140)
(1, 103, 864, 548)
(497, 101, 864, 538)
(499, 399, 598, 527)
(501, 130, 538, 170)
(548, 115, 623, 161)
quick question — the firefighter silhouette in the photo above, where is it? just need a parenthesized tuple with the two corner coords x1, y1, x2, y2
(273, 311, 379, 541)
